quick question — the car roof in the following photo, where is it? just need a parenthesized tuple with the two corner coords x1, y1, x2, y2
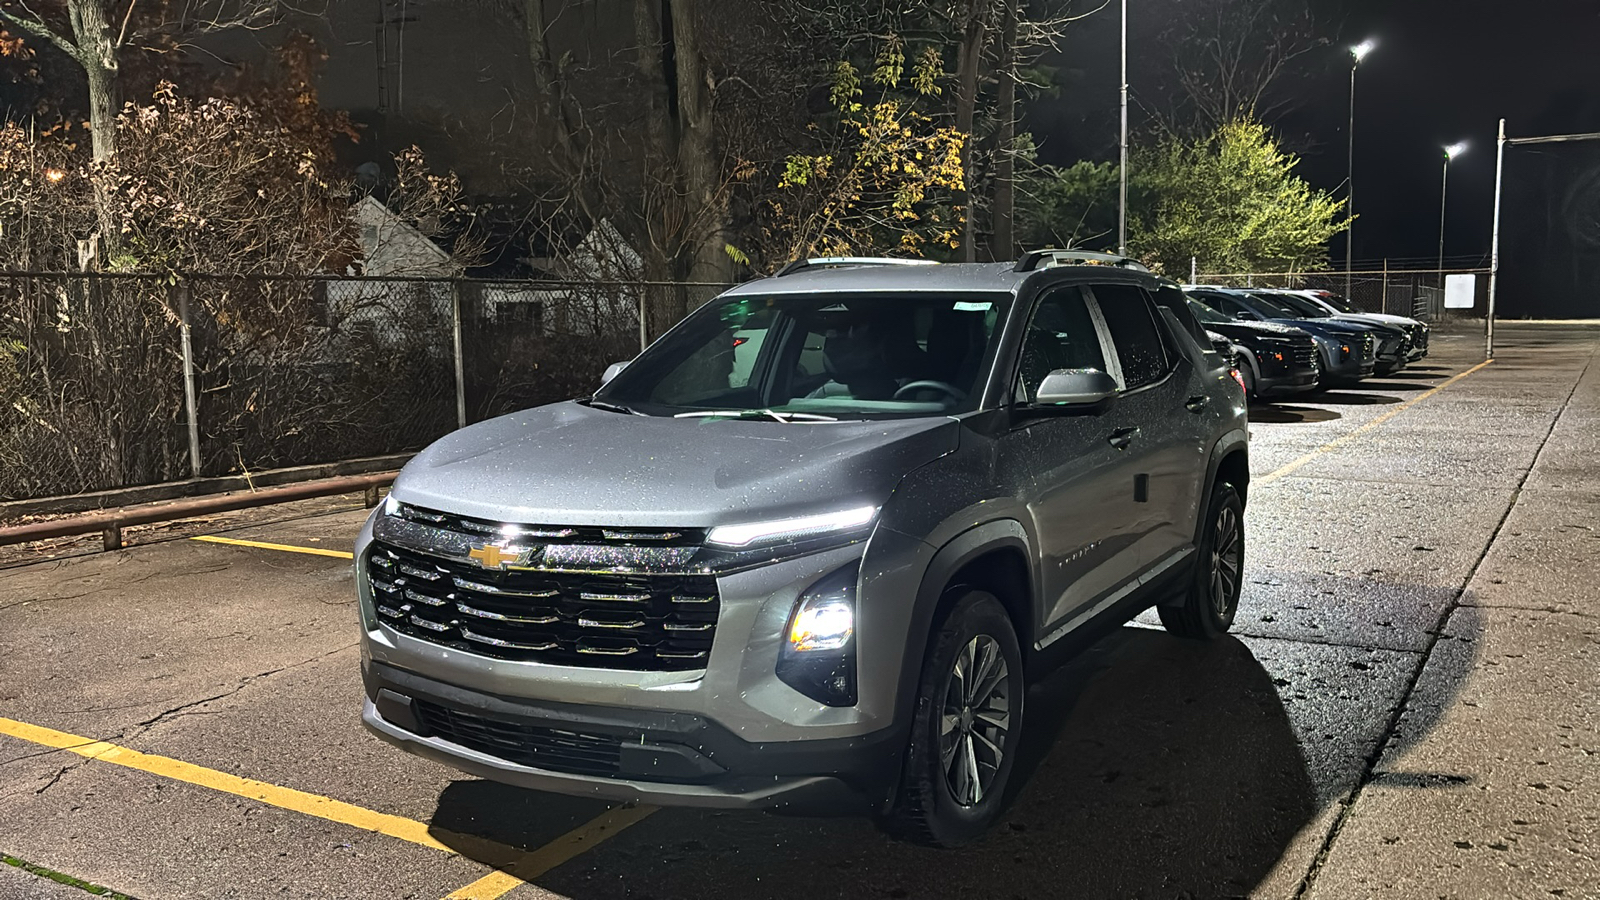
(721, 260, 1167, 299)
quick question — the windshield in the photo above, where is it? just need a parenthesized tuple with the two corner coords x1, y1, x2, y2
(1256, 291, 1330, 318)
(594, 292, 1008, 418)
(1311, 291, 1362, 314)
(1186, 297, 1232, 325)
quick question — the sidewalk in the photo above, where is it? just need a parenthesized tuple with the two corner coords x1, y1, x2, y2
(1302, 331, 1600, 898)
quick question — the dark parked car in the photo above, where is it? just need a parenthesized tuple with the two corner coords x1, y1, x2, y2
(1187, 287, 1383, 387)
(1246, 290, 1410, 375)
(1188, 298, 1320, 400)
(1288, 289, 1430, 361)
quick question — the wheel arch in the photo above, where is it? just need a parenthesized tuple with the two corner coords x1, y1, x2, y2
(891, 520, 1035, 743)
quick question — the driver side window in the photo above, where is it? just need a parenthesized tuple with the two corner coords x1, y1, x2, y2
(1014, 287, 1108, 403)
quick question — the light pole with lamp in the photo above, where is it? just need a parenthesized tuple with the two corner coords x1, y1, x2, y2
(1346, 38, 1376, 295)
(1117, 0, 1128, 256)
(1437, 141, 1467, 282)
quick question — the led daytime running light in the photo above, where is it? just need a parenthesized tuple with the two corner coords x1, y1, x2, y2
(707, 505, 878, 548)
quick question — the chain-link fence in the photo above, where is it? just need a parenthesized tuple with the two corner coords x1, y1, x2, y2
(0, 274, 729, 502)
(1191, 268, 1492, 320)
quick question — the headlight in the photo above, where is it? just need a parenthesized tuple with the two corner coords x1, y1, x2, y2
(383, 495, 402, 517)
(776, 563, 859, 706)
(707, 505, 877, 548)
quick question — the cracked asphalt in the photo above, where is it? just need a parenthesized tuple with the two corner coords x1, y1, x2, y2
(1, 321, 1596, 900)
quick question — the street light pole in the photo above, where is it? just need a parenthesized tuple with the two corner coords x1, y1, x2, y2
(1346, 39, 1375, 296)
(1438, 142, 1467, 282)
(1117, 0, 1128, 256)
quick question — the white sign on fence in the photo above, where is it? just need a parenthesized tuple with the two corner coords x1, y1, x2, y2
(1445, 273, 1477, 309)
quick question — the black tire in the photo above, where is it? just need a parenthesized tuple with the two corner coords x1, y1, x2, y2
(882, 590, 1024, 847)
(1159, 481, 1245, 639)
(1235, 354, 1257, 399)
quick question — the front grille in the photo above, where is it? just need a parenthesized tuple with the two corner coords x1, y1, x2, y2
(414, 701, 623, 776)
(1290, 340, 1317, 369)
(368, 542, 720, 671)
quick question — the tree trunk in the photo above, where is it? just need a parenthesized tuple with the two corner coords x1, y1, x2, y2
(70, 0, 121, 253)
(668, 0, 729, 288)
(991, 0, 1017, 262)
(954, 5, 986, 263)
(523, 0, 598, 223)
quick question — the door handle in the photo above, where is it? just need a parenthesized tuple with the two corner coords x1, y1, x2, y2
(1107, 427, 1141, 450)
(1185, 395, 1211, 413)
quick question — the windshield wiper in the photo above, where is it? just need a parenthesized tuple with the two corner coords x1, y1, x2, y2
(586, 399, 643, 416)
(673, 409, 839, 423)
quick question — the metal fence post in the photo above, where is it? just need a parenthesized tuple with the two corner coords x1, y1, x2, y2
(1381, 259, 1389, 314)
(177, 281, 202, 480)
(451, 281, 467, 430)
(1190, 256, 1197, 284)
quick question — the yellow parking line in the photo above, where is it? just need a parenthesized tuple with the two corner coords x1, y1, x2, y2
(441, 805, 657, 900)
(1257, 358, 1495, 486)
(0, 715, 652, 892)
(190, 535, 353, 559)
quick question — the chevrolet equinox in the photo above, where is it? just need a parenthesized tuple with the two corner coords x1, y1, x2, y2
(356, 251, 1251, 846)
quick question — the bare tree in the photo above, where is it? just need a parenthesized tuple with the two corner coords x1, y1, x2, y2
(0, 0, 296, 247)
(1153, 0, 1326, 132)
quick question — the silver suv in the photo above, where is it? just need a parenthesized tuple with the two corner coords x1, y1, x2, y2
(356, 251, 1250, 846)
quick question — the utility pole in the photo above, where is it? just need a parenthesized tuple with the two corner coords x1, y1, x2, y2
(1487, 119, 1505, 360)
(1117, 0, 1128, 256)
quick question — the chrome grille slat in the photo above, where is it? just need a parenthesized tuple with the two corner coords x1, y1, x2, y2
(368, 540, 719, 672)
(450, 576, 557, 599)
(456, 602, 559, 625)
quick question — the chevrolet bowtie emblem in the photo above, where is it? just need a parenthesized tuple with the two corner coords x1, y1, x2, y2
(467, 543, 529, 570)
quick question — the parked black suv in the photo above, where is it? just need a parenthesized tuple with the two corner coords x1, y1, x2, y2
(1188, 298, 1319, 400)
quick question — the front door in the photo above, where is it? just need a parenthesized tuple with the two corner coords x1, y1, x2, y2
(997, 285, 1148, 639)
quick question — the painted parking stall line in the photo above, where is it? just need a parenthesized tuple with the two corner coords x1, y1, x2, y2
(0, 715, 650, 896)
(189, 534, 355, 558)
(1256, 359, 1494, 486)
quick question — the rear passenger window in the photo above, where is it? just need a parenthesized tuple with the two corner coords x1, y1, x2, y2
(1015, 286, 1107, 403)
(1089, 284, 1170, 390)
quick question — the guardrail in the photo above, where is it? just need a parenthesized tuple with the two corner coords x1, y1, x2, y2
(0, 472, 396, 552)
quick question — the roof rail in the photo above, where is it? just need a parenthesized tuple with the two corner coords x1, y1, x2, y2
(775, 256, 940, 277)
(1013, 249, 1150, 273)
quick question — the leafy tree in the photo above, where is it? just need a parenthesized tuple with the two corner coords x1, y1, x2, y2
(754, 37, 966, 262)
(1131, 119, 1346, 274)
(1016, 157, 1118, 250)
(1018, 119, 1347, 275)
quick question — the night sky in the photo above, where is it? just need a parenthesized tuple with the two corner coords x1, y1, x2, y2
(1030, 0, 1600, 269)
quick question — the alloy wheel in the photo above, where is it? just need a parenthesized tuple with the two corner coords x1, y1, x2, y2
(1210, 505, 1242, 618)
(939, 634, 1011, 807)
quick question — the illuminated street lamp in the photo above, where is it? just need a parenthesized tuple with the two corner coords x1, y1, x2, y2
(1438, 141, 1468, 279)
(1345, 38, 1376, 294)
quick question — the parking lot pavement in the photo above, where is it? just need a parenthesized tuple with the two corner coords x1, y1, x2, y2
(1, 321, 1596, 900)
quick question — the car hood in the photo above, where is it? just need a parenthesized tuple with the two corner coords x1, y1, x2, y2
(1266, 317, 1392, 339)
(1205, 320, 1311, 341)
(1330, 312, 1421, 329)
(390, 402, 961, 527)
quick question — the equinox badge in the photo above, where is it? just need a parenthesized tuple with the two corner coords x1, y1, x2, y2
(466, 543, 531, 570)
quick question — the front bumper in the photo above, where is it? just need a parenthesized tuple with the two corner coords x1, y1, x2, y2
(353, 507, 934, 813)
(1316, 341, 1375, 385)
(362, 660, 903, 812)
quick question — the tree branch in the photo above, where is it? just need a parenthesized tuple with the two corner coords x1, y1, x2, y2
(0, 3, 80, 58)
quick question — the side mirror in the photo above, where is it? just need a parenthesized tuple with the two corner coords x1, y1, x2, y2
(1034, 368, 1119, 409)
(1234, 309, 1260, 321)
(600, 360, 630, 387)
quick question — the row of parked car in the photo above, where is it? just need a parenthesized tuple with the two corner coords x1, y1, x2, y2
(1184, 287, 1430, 400)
